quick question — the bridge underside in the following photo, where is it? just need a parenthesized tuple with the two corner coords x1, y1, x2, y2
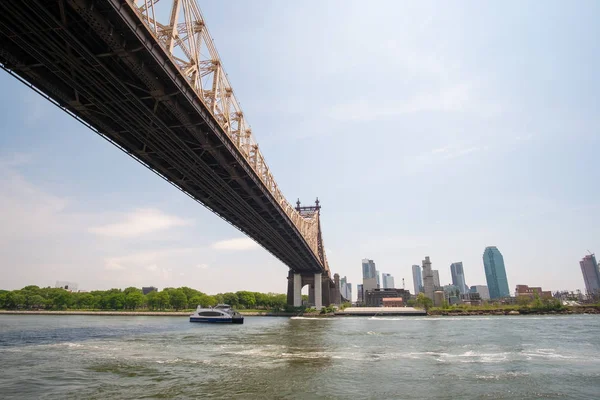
(0, 0, 326, 275)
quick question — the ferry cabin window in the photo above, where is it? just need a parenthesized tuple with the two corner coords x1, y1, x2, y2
(198, 311, 222, 317)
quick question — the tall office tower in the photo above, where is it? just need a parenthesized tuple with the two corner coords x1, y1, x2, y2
(357, 284, 364, 303)
(432, 270, 440, 289)
(422, 256, 435, 300)
(346, 283, 353, 302)
(412, 265, 423, 294)
(450, 262, 468, 294)
(340, 276, 349, 300)
(362, 259, 378, 292)
(376, 270, 381, 288)
(580, 254, 600, 295)
(362, 259, 376, 279)
(382, 273, 395, 289)
(483, 246, 510, 299)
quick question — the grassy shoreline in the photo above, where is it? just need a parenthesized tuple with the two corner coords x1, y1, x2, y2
(1, 306, 598, 317)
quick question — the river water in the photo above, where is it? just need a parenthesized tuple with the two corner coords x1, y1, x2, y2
(0, 315, 599, 399)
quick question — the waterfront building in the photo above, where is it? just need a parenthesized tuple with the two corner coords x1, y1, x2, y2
(433, 291, 445, 307)
(142, 286, 158, 295)
(412, 265, 423, 294)
(376, 270, 381, 288)
(357, 284, 364, 304)
(382, 298, 403, 307)
(432, 270, 440, 289)
(579, 254, 600, 296)
(450, 262, 468, 294)
(515, 285, 552, 299)
(422, 256, 435, 300)
(482, 246, 510, 299)
(382, 273, 395, 289)
(365, 288, 410, 307)
(470, 285, 490, 300)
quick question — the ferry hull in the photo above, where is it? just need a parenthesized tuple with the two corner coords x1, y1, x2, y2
(189, 317, 244, 324)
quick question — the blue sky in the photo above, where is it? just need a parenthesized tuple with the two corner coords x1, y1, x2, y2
(1, 0, 599, 297)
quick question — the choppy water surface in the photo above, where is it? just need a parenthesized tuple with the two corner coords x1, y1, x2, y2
(0, 315, 599, 399)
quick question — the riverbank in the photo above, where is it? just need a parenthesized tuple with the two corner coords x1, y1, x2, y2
(427, 306, 600, 316)
(1, 306, 599, 317)
(0, 310, 296, 317)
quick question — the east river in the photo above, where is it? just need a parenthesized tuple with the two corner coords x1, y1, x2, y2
(0, 314, 599, 399)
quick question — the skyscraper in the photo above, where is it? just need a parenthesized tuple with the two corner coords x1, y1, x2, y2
(376, 270, 381, 288)
(362, 259, 378, 292)
(346, 283, 353, 302)
(357, 284, 364, 304)
(483, 246, 510, 299)
(422, 256, 435, 300)
(412, 265, 423, 294)
(340, 276, 352, 301)
(580, 254, 600, 296)
(432, 270, 440, 289)
(362, 259, 376, 279)
(382, 273, 395, 289)
(450, 262, 468, 294)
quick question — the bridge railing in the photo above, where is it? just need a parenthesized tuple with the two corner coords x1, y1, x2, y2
(127, 0, 328, 272)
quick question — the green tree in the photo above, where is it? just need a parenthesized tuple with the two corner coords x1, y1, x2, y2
(123, 287, 142, 296)
(125, 291, 145, 310)
(29, 294, 45, 309)
(170, 289, 187, 310)
(0, 291, 7, 309)
(4, 291, 25, 309)
(155, 291, 171, 310)
(236, 291, 256, 309)
(222, 292, 239, 307)
(146, 291, 159, 310)
(415, 293, 433, 311)
(106, 292, 125, 310)
(51, 290, 73, 310)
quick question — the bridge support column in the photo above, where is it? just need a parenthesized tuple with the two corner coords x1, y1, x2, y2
(308, 284, 315, 306)
(314, 273, 322, 310)
(293, 273, 302, 307)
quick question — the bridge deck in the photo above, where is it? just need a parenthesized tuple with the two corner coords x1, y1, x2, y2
(0, 0, 324, 274)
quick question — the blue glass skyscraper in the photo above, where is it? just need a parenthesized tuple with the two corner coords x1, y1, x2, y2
(482, 246, 510, 299)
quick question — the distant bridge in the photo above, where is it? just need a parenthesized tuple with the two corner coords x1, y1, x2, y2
(0, 0, 345, 308)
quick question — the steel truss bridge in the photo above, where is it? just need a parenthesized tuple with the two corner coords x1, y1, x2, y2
(0, 0, 344, 308)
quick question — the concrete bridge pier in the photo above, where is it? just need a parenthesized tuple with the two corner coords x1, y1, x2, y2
(287, 270, 338, 310)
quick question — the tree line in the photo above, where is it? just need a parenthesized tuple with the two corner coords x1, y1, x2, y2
(0, 286, 290, 311)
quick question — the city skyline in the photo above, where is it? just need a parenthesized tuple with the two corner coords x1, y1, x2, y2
(1, 1, 598, 294)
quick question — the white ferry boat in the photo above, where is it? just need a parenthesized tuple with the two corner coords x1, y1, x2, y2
(189, 304, 244, 324)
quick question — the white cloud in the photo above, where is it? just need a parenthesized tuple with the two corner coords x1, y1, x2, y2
(211, 237, 259, 251)
(89, 208, 192, 238)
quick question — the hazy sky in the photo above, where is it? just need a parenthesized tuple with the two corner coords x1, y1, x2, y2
(1, 1, 599, 298)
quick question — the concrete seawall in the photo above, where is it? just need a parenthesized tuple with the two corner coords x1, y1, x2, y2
(335, 307, 427, 316)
